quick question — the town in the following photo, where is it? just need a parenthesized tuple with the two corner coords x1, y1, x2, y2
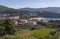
(0, 0, 60, 39)
(0, 15, 60, 29)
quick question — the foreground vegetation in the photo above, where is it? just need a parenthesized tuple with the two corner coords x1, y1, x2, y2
(0, 28, 59, 39)
(0, 19, 60, 39)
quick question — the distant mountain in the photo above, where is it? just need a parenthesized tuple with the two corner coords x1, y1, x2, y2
(20, 8, 37, 11)
(37, 7, 60, 13)
(0, 5, 60, 13)
(0, 5, 18, 13)
(0, 5, 60, 18)
(20, 7, 60, 13)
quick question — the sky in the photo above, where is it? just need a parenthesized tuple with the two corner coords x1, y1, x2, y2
(0, 0, 60, 9)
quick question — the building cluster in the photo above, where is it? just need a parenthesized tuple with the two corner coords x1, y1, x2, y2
(0, 15, 60, 27)
(0, 16, 48, 26)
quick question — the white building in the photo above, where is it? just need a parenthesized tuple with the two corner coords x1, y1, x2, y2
(30, 17, 48, 22)
(18, 19, 28, 25)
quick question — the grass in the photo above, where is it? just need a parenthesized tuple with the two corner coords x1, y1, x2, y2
(32, 28, 56, 39)
(0, 28, 59, 39)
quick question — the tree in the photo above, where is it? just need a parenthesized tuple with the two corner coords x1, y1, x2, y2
(49, 20, 55, 23)
(3, 19, 16, 35)
(0, 26, 5, 36)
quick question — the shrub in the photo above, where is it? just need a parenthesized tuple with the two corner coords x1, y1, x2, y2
(3, 19, 16, 35)
(32, 28, 59, 39)
(0, 26, 5, 36)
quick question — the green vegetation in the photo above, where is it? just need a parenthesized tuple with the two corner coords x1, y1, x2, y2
(0, 19, 59, 39)
(32, 28, 59, 39)
(0, 28, 59, 39)
(0, 19, 16, 36)
(1, 5, 60, 18)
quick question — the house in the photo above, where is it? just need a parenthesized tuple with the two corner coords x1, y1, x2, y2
(18, 19, 37, 26)
(0, 16, 19, 20)
(28, 20, 37, 25)
(30, 17, 44, 21)
(18, 19, 28, 25)
(53, 20, 60, 24)
(0, 16, 20, 25)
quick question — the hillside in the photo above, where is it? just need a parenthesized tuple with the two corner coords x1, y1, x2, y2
(0, 5, 60, 18)
(0, 5, 18, 13)
(20, 7, 60, 13)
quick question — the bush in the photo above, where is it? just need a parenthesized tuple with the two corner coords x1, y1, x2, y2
(0, 28, 59, 39)
(32, 28, 59, 39)
(1, 34, 36, 39)
(0, 26, 5, 36)
(3, 19, 16, 35)
(0, 19, 16, 37)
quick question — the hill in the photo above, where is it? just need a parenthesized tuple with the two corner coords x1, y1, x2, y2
(20, 7, 60, 13)
(0, 5, 60, 18)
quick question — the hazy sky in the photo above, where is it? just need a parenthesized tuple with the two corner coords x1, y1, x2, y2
(0, 0, 60, 9)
